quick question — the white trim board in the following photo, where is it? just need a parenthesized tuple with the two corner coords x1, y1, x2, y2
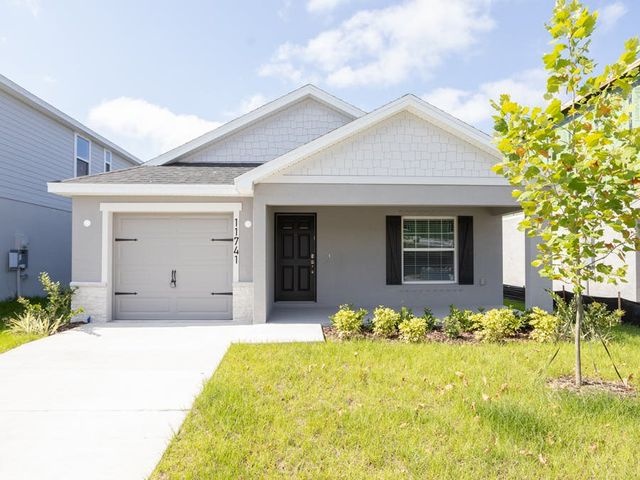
(48, 182, 248, 197)
(99, 202, 242, 213)
(146, 85, 366, 166)
(262, 175, 509, 186)
(235, 95, 502, 194)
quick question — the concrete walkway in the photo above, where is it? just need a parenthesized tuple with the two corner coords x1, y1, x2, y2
(0, 321, 324, 480)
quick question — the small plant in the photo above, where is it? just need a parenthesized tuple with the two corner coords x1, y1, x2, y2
(527, 307, 562, 343)
(421, 307, 436, 331)
(330, 304, 367, 339)
(8, 272, 83, 336)
(442, 315, 462, 339)
(399, 316, 428, 343)
(551, 293, 623, 342)
(372, 306, 401, 337)
(473, 308, 523, 343)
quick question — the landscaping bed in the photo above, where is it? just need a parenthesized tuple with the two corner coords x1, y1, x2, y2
(151, 325, 640, 479)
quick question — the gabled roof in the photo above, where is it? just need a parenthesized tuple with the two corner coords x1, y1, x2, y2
(0, 73, 141, 165)
(146, 84, 366, 166)
(234, 94, 502, 193)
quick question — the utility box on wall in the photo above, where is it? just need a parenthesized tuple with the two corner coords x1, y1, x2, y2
(8, 249, 28, 271)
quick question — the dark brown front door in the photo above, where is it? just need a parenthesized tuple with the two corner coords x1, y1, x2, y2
(275, 214, 316, 301)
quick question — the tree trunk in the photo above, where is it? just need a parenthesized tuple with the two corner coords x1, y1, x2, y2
(575, 293, 583, 387)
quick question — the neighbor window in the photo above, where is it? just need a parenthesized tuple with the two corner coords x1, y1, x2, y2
(402, 218, 456, 283)
(104, 149, 112, 172)
(75, 135, 90, 177)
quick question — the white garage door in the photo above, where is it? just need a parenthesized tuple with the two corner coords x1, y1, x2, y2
(113, 214, 233, 320)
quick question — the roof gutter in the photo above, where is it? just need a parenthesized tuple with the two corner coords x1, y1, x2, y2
(47, 182, 251, 197)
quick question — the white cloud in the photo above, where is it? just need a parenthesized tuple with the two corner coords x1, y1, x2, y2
(422, 69, 546, 128)
(87, 97, 220, 160)
(228, 94, 269, 117)
(260, 0, 495, 88)
(10, 0, 40, 16)
(599, 2, 627, 31)
(43, 74, 56, 84)
(307, 0, 350, 14)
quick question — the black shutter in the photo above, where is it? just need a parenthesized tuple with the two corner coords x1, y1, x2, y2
(386, 216, 402, 285)
(458, 216, 474, 285)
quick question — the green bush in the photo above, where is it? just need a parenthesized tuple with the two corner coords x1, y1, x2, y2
(473, 308, 523, 343)
(399, 316, 428, 343)
(442, 315, 462, 339)
(8, 272, 83, 336)
(527, 307, 562, 343)
(551, 293, 623, 342)
(330, 304, 367, 339)
(372, 306, 401, 337)
(421, 307, 436, 331)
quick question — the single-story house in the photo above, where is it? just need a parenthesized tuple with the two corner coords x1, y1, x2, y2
(48, 85, 552, 324)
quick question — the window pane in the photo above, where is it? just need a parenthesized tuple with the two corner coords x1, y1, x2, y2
(105, 150, 112, 163)
(76, 159, 89, 177)
(76, 136, 90, 160)
(403, 250, 455, 282)
(105, 162, 111, 172)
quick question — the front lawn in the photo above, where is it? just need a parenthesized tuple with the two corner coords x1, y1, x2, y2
(0, 298, 44, 353)
(152, 326, 640, 479)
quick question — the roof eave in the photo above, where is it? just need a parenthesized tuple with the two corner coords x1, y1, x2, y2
(47, 182, 250, 197)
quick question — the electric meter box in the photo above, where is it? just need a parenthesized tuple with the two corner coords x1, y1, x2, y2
(8, 249, 28, 271)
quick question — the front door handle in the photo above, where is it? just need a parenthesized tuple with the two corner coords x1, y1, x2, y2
(170, 269, 177, 288)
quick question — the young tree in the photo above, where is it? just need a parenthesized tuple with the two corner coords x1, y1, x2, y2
(492, 0, 640, 386)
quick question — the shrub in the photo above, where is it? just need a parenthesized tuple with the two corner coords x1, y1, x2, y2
(442, 315, 462, 339)
(527, 307, 562, 343)
(421, 307, 436, 331)
(372, 306, 401, 337)
(399, 316, 428, 343)
(330, 304, 367, 339)
(8, 272, 83, 336)
(551, 293, 623, 342)
(442, 305, 475, 338)
(473, 308, 523, 343)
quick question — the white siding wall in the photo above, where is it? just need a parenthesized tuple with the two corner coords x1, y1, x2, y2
(281, 111, 499, 178)
(0, 88, 137, 297)
(179, 98, 352, 164)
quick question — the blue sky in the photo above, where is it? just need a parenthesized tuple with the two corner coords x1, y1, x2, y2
(0, 0, 637, 160)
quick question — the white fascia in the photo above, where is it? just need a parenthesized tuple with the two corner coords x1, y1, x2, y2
(47, 182, 251, 197)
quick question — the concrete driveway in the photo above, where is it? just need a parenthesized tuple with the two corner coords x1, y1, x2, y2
(0, 321, 324, 480)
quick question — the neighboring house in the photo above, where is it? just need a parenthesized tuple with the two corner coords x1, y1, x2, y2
(503, 64, 640, 302)
(49, 85, 549, 324)
(0, 74, 140, 299)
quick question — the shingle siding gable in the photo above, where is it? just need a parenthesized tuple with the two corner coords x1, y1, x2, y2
(178, 98, 353, 165)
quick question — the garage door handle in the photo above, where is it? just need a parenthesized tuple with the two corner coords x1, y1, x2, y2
(211, 238, 233, 242)
(115, 292, 137, 295)
(170, 270, 177, 288)
(211, 292, 233, 296)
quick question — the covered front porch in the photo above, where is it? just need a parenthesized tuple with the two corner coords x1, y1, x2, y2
(250, 183, 549, 324)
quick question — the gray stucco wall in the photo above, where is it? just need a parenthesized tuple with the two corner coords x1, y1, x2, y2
(71, 196, 253, 284)
(0, 197, 71, 299)
(265, 205, 503, 313)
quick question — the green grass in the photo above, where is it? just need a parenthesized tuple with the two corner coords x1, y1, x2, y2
(152, 325, 640, 479)
(0, 298, 44, 353)
(504, 298, 526, 311)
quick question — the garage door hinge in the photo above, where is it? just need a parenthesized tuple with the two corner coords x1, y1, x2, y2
(211, 292, 233, 296)
(211, 238, 233, 242)
(115, 238, 138, 242)
(114, 292, 138, 295)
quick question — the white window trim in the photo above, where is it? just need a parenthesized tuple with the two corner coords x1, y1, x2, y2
(401, 216, 457, 285)
(74, 133, 91, 177)
(104, 149, 112, 172)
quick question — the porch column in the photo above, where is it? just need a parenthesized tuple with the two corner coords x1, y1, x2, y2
(252, 199, 268, 323)
(524, 234, 553, 311)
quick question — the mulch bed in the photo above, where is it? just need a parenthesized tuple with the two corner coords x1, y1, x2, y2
(547, 375, 636, 397)
(322, 326, 534, 344)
